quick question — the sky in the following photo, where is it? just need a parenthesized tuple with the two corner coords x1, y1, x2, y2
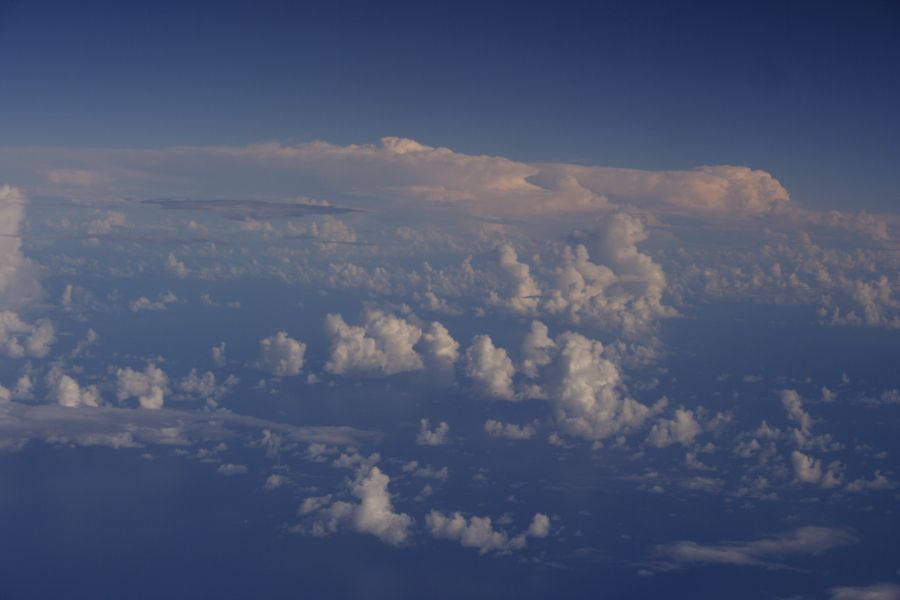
(1, 0, 899, 208)
(1, 3, 900, 600)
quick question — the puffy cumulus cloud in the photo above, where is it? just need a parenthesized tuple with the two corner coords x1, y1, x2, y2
(216, 463, 248, 476)
(211, 342, 226, 366)
(0, 312, 55, 358)
(324, 310, 458, 377)
(425, 511, 551, 554)
(301, 466, 413, 546)
(527, 513, 551, 538)
(780, 389, 813, 433)
(417, 418, 449, 446)
(544, 332, 661, 441)
(652, 527, 857, 571)
(484, 419, 536, 440)
(465, 335, 517, 400)
(543, 213, 673, 336)
(554, 163, 790, 215)
(116, 364, 169, 410)
(645, 408, 702, 448)
(545, 213, 674, 335)
(46, 368, 100, 408)
(418, 321, 460, 372)
(256, 331, 307, 376)
(0, 186, 42, 309)
(828, 583, 900, 600)
(128, 291, 179, 312)
(86, 211, 126, 235)
(487, 244, 541, 314)
(791, 450, 843, 488)
(325, 310, 423, 376)
(176, 369, 238, 405)
(521, 320, 555, 378)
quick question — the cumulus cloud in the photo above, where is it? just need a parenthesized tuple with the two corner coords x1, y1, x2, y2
(301, 466, 413, 546)
(217, 463, 248, 476)
(0, 312, 55, 358)
(211, 342, 226, 366)
(417, 418, 449, 446)
(488, 244, 541, 314)
(418, 321, 460, 371)
(0, 186, 42, 309)
(256, 331, 306, 376)
(791, 450, 843, 488)
(426, 511, 551, 554)
(653, 526, 857, 570)
(46, 368, 100, 408)
(543, 213, 673, 335)
(465, 335, 517, 400)
(781, 389, 813, 433)
(521, 320, 555, 378)
(484, 419, 536, 440)
(116, 364, 169, 410)
(324, 310, 423, 376)
(645, 408, 702, 448)
(129, 291, 178, 312)
(545, 332, 661, 441)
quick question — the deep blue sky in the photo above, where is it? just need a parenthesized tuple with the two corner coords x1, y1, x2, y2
(1, 0, 898, 210)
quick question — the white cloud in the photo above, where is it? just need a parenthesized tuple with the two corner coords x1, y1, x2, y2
(301, 466, 413, 546)
(653, 527, 857, 570)
(211, 342, 226, 366)
(426, 510, 551, 554)
(484, 419, 536, 440)
(46, 368, 100, 408)
(419, 321, 460, 371)
(217, 463, 248, 476)
(646, 408, 702, 448)
(417, 418, 449, 446)
(527, 513, 551, 538)
(256, 331, 306, 376)
(324, 310, 423, 376)
(546, 332, 660, 441)
(87, 211, 125, 235)
(116, 364, 169, 410)
(487, 244, 541, 314)
(521, 320, 555, 378)
(828, 583, 900, 600)
(129, 292, 178, 312)
(0, 186, 42, 309)
(780, 389, 812, 433)
(0, 312, 55, 358)
(791, 450, 843, 488)
(543, 213, 672, 336)
(465, 335, 516, 400)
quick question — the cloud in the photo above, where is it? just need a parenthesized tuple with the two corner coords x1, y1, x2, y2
(550, 163, 790, 215)
(487, 244, 541, 314)
(46, 368, 101, 408)
(828, 583, 900, 600)
(543, 213, 673, 335)
(324, 310, 423, 376)
(0, 186, 37, 308)
(791, 450, 843, 488)
(417, 418, 449, 446)
(653, 526, 857, 570)
(301, 466, 413, 546)
(521, 320, 555, 378)
(256, 331, 307, 376)
(425, 510, 551, 554)
(484, 419, 536, 440)
(0, 312, 55, 358)
(418, 321, 460, 371)
(0, 400, 374, 452)
(217, 463, 248, 476)
(645, 408, 702, 448)
(545, 332, 660, 441)
(465, 335, 517, 400)
(116, 364, 169, 410)
(129, 291, 179, 312)
(781, 389, 813, 433)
